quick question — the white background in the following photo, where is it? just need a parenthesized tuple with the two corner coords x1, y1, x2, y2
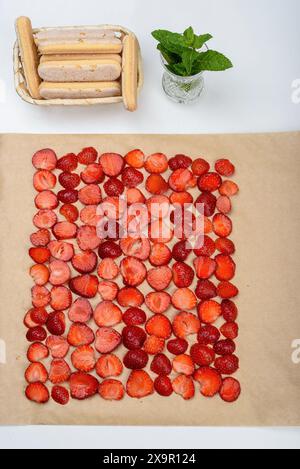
(0, 0, 300, 449)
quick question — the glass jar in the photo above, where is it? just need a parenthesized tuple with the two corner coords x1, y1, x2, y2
(161, 55, 204, 104)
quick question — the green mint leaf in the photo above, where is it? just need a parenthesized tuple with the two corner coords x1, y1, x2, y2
(193, 33, 213, 49)
(157, 44, 181, 65)
(194, 50, 233, 71)
(183, 27, 195, 46)
(167, 62, 188, 77)
(152, 29, 187, 54)
(182, 49, 200, 75)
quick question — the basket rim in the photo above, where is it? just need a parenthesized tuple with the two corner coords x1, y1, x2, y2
(14, 24, 143, 106)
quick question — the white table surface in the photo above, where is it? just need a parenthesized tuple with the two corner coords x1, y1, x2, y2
(0, 0, 300, 449)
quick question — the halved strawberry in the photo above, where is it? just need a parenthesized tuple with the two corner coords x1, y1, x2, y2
(96, 354, 123, 378)
(99, 379, 125, 400)
(81, 163, 104, 184)
(46, 311, 66, 336)
(150, 353, 172, 375)
(70, 372, 98, 400)
(51, 385, 70, 405)
(194, 367, 222, 397)
(68, 298, 93, 323)
(195, 279, 217, 300)
(146, 266, 172, 291)
(25, 362, 48, 383)
(117, 287, 144, 308)
(217, 281, 239, 299)
(49, 358, 71, 384)
(192, 158, 210, 176)
(190, 344, 215, 366)
(172, 375, 195, 400)
(169, 191, 193, 206)
(31, 285, 51, 308)
(126, 370, 154, 399)
(194, 256, 216, 279)
(71, 250, 97, 274)
(67, 323, 95, 347)
(215, 159, 235, 177)
(32, 148, 57, 171)
(77, 225, 101, 251)
(172, 312, 200, 339)
(46, 336, 69, 358)
(122, 167, 144, 188)
(169, 154, 192, 171)
(122, 326, 147, 350)
(33, 170, 57, 192)
(30, 229, 51, 247)
(126, 188, 146, 205)
(143, 336, 165, 355)
(215, 255, 236, 281)
(172, 262, 194, 288)
(30, 264, 50, 286)
(29, 247, 51, 264)
(98, 258, 120, 280)
(196, 191, 217, 217)
(146, 174, 169, 195)
(172, 354, 195, 376)
(27, 342, 49, 362)
(197, 325, 220, 345)
(71, 345, 96, 372)
(220, 322, 239, 340)
(172, 288, 197, 311)
(95, 327, 122, 354)
(146, 315, 172, 339)
(213, 214, 232, 238)
(198, 172, 222, 192)
(125, 149, 145, 168)
(57, 153, 78, 172)
(198, 300, 222, 324)
(59, 172, 81, 189)
(145, 153, 168, 174)
(26, 326, 47, 343)
(145, 292, 171, 314)
(35, 190, 58, 210)
(53, 221, 77, 240)
(194, 235, 216, 257)
(78, 147, 98, 165)
(30, 307, 48, 325)
(149, 219, 174, 244)
(25, 382, 49, 404)
(50, 286, 72, 311)
(33, 210, 57, 229)
(149, 243, 172, 267)
(169, 169, 196, 192)
(98, 241, 123, 260)
(123, 349, 149, 370)
(214, 354, 239, 375)
(221, 299, 238, 322)
(69, 274, 99, 298)
(49, 260, 71, 286)
(78, 184, 102, 205)
(98, 281, 119, 301)
(154, 376, 173, 397)
(94, 301, 122, 327)
(24, 309, 39, 329)
(48, 240, 74, 261)
(216, 195, 232, 214)
(219, 180, 239, 197)
(215, 238, 236, 255)
(120, 237, 151, 261)
(219, 377, 241, 402)
(123, 308, 147, 326)
(120, 257, 147, 287)
(99, 153, 124, 177)
(60, 204, 79, 223)
(167, 338, 188, 356)
(58, 189, 78, 204)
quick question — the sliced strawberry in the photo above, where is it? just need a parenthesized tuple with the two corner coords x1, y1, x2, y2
(120, 237, 151, 261)
(172, 240, 192, 262)
(32, 148, 57, 170)
(81, 163, 104, 184)
(215, 159, 235, 177)
(220, 322, 239, 340)
(59, 172, 80, 190)
(197, 325, 220, 345)
(123, 349, 149, 370)
(30, 229, 51, 247)
(167, 338, 188, 356)
(72, 250, 97, 274)
(96, 354, 123, 378)
(51, 385, 70, 405)
(98, 241, 122, 259)
(122, 325, 147, 350)
(94, 301, 122, 327)
(219, 377, 241, 402)
(98, 258, 119, 280)
(221, 299, 238, 322)
(146, 266, 172, 291)
(78, 184, 102, 205)
(172, 312, 200, 339)
(77, 225, 101, 251)
(145, 292, 171, 314)
(194, 256, 216, 279)
(50, 286, 72, 311)
(172, 262, 194, 288)
(194, 367, 222, 397)
(149, 219, 174, 244)
(125, 149, 145, 168)
(120, 257, 146, 287)
(26, 326, 47, 342)
(33, 170, 57, 192)
(215, 238, 235, 255)
(48, 240, 74, 261)
(31, 285, 51, 308)
(146, 174, 169, 195)
(46, 311, 66, 336)
(27, 342, 49, 362)
(99, 153, 124, 177)
(68, 298, 93, 323)
(117, 287, 144, 308)
(172, 288, 197, 311)
(150, 353, 172, 375)
(25, 382, 49, 404)
(126, 370, 154, 399)
(29, 247, 50, 264)
(71, 345, 96, 372)
(58, 189, 78, 204)
(30, 264, 50, 286)
(126, 188, 146, 205)
(123, 308, 146, 326)
(219, 180, 239, 197)
(216, 195, 232, 214)
(154, 376, 173, 397)
(70, 372, 98, 400)
(173, 354, 195, 376)
(198, 172, 222, 192)
(24, 309, 39, 328)
(149, 243, 171, 267)
(57, 153, 78, 172)
(46, 336, 69, 358)
(95, 327, 122, 354)
(143, 336, 165, 355)
(170, 191, 193, 206)
(25, 362, 48, 383)
(49, 260, 71, 286)
(195, 279, 217, 300)
(172, 375, 195, 400)
(169, 154, 192, 171)
(191, 158, 210, 176)
(35, 190, 58, 210)
(99, 379, 125, 400)
(67, 323, 95, 347)
(78, 147, 98, 165)
(49, 358, 71, 384)
(145, 153, 168, 174)
(30, 307, 48, 325)
(190, 344, 215, 366)
(196, 191, 217, 217)
(169, 169, 196, 192)
(217, 281, 239, 299)
(98, 281, 119, 301)
(60, 204, 79, 223)
(215, 254, 236, 281)
(69, 274, 99, 298)
(214, 339, 236, 356)
(104, 177, 125, 197)
(146, 315, 172, 339)
(198, 300, 222, 324)
(53, 221, 77, 240)
(122, 167, 144, 188)
(80, 205, 100, 226)
(214, 354, 239, 375)
(33, 209, 57, 229)
(213, 214, 232, 238)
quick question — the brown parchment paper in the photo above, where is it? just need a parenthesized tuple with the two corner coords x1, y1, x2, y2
(0, 132, 300, 427)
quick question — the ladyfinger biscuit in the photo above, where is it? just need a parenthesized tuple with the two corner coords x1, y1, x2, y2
(38, 38, 123, 55)
(38, 59, 121, 82)
(35, 28, 115, 41)
(122, 34, 138, 112)
(40, 54, 122, 64)
(39, 81, 121, 99)
(15, 16, 41, 99)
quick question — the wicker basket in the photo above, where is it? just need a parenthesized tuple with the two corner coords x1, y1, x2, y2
(14, 24, 143, 106)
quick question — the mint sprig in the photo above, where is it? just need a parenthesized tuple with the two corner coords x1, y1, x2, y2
(152, 27, 233, 77)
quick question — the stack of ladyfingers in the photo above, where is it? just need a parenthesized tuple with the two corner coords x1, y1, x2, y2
(15, 17, 139, 110)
